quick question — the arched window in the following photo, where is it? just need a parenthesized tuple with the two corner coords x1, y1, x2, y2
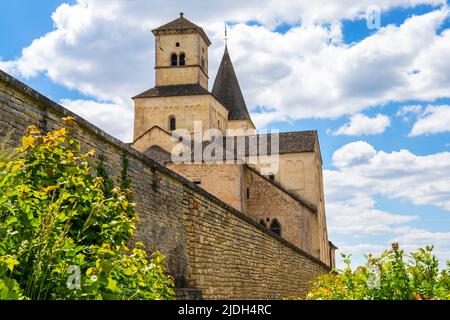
(270, 219, 281, 236)
(179, 53, 186, 66)
(259, 219, 267, 227)
(171, 53, 178, 66)
(169, 116, 176, 131)
(201, 57, 205, 69)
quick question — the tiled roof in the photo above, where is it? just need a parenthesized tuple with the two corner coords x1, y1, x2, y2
(133, 84, 210, 99)
(212, 47, 252, 122)
(170, 130, 318, 161)
(143, 145, 172, 164)
(204, 131, 318, 156)
(152, 14, 211, 45)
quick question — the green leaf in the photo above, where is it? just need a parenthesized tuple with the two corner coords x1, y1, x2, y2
(106, 277, 120, 293)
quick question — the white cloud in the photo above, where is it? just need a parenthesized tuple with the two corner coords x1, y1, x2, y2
(326, 141, 450, 211)
(326, 140, 450, 265)
(242, 7, 450, 126)
(325, 141, 450, 265)
(396, 104, 424, 121)
(332, 113, 390, 136)
(0, 1, 449, 133)
(327, 193, 416, 236)
(332, 140, 376, 167)
(409, 105, 450, 136)
(60, 99, 133, 142)
(391, 226, 450, 246)
(2, 0, 450, 266)
(335, 240, 450, 268)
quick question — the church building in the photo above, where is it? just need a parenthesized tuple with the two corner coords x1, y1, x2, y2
(131, 14, 336, 267)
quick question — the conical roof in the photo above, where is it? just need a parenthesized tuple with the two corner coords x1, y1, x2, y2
(212, 46, 252, 121)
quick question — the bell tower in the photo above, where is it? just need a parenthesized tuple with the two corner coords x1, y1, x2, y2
(152, 13, 211, 89)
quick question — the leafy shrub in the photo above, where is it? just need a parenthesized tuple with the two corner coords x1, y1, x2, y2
(306, 243, 450, 300)
(0, 120, 175, 300)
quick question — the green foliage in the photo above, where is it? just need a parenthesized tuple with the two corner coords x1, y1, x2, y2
(120, 153, 132, 196)
(96, 154, 114, 198)
(0, 120, 175, 300)
(306, 243, 450, 300)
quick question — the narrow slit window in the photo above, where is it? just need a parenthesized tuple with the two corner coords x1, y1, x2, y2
(169, 116, 176, 131)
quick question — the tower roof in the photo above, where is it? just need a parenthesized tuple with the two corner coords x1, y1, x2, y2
(152, 13, 211, 46)
(212, 47, 252, 122)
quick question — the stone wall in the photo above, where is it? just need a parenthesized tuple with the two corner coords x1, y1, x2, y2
(167, 163, 246, 212)
(133, 94, 228, 140)
(245, 167, 318, 257)
(0, 69, 330, 299)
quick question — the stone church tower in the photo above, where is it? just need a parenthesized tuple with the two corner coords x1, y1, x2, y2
(132, 14, 336, 267)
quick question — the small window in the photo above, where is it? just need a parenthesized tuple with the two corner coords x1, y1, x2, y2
(176, 42, 180, 47)
(194, 180, 201, 185)
(270, 219, 281, 236)
(169, 116, 176, 131)
(201, 57, 205, 69)
(171, 53, 178, 66)
(246, 187, 250, 199)
(268, 174, 275, 181)
(217, 119, 220, 129)
(259, 219, 267, 227)
(179, 53, 186, 66)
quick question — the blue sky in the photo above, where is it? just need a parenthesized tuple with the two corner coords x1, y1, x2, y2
(1, 0, 450, 267)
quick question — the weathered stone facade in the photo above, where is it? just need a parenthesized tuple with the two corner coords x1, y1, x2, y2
(167, 163, 246, 212)
(244, 167, 317, 254)
(0, 69, 330, 299)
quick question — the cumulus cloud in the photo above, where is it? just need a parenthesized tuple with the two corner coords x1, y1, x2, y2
(409, 105, 450, 136)
(1, 0, 450, 266)
(391, 226, 450, 246)
(325, 140, 450, 226)
(326, 141, 450, 211)
(327, 193, 416, 236)
(60, 99, 133, 141)
(332, 141, 376, 167)
(396, 104, 424, 121)
(325, 141, 450, 266)
(0, 0, 449, 133)
(331, 113, 390, 135)
(242, 7, 450, 127)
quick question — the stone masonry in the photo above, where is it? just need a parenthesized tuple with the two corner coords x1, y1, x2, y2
(0, 69, 330, 299)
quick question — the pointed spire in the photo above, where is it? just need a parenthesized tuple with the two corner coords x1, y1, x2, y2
(224, 23, 228, 45)
(212, 46, 252, 122)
